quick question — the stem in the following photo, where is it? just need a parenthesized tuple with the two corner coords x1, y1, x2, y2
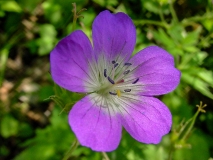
(0, 49, 9, 86)
(158, 3, 168, 27)
(181, 13, 213, 26)
(62, 138, 79, 160)
(71, 3, 87, 32)
(101, 152, 110, 160)
(168, 146, 175, 160)
(180, 110, 199, 141)
(168, 0, 178, 23)
(71, 3, 77, 32)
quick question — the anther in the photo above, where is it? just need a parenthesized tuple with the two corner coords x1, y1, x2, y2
(116, 90, 121, 97)
(132, 78, 139, 84)
(108, 76, 115, 84)
(116, 79, 124, 84)
(109, 91, 117, 95)
(124, 89, 131, 92)
(124, 62, 132, 66)
(104, 69, 107, 77)
(123, 70, 130, 75)
(112, 60, 116, 64)
(114, 63, 119, 68)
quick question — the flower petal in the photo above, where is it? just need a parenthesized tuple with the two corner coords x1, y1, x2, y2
(50, 30, 95, 92)
(92, 10, 136, 61)
(69, 94, 122, 151)
(129, 46, 181, 96)
(120, 96, 172, 144)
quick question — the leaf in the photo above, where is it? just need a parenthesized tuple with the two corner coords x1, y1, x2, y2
(14, 107, 75, 160)
(0, 1, 22, 12)
(181, 70, 213, 99)
(36, 24, 57, 56)
(142, 0, 160, 14)
(152, 28, 176, 47)
(181, 27, 201, 46)
(174, 130, 210, 160)
(0, 115, 19, 138)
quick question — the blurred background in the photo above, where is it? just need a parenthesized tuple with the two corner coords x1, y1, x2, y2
(0, 0, 213, 159)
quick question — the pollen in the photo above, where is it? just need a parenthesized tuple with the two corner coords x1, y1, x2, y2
(116, 90, 121, 97)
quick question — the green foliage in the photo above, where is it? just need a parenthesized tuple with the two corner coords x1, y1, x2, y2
(14, 107, 75, 160)
(1, 114, 19, 138)
(36, 24, 57, 56)
(173, 130, 211, 160)
(1, 0, 213, 159)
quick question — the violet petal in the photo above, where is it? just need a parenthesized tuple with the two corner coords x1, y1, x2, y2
(120, 96, 172, 144)
(92, 10, 136, 61)
(129, 46, 181, 96)
(69, 94, 122, 151)
(50, 30, 94, 92)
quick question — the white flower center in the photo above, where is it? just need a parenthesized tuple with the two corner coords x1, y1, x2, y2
(91, 55, 139, 94)
(84, 54, 142, 114)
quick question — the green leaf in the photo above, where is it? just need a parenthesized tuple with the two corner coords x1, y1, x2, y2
(14, 107, 75, 160)
(142, 0, 160, 14)
(0, 1, 22, 12)
(181, 27, 201, 46)
(0, 115, 19, 138)
(174, 130, 210, 160)
(36, 24, 57, 56)
(181, 70, 213, 99)
(152, 28, 176, 48)
(167, 23, 185, 42)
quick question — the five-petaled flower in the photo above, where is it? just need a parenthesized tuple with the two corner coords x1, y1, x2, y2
(50, 10, 181, 152)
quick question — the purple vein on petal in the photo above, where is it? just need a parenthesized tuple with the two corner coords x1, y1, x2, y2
(120, 95, 169, 127)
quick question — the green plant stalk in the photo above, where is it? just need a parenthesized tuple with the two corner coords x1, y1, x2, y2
(102, 152, 110, 160)
(180, 109, 200, 141)
(62, 138, 79, 160)
(181, 13, 213, 26)
(158, 3, 169, 28)
(71, 3, 77, 32)
(0, 49, 9, 86)
(168, 0, 179, 23)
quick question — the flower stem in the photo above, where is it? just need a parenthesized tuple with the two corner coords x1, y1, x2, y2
(167, 101, 207, 160)
(168, 0, 178, 23)
(158, 3, 168, 27)
(62, 138, 79, 160)
(168, 146, 175, 160)
(0, 49, 9, 86)
(71, 3, 87, 32)
(180, 102, 207, 141)
(101, 152, 110, 160)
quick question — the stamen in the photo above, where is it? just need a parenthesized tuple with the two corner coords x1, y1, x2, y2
(108, 76, 115, 84)
(132, 78, 139, 84)
(114, 63, 119, 68)
(124, 89, 131, 92)
(112, 60, 116, 64)
(104, 69, 107, 77)
(124, 62, 132, 66)
(116, 90, 121, 97)
(116, 79, 124, 84)
(123, 70, 130, 75)
(109, 91, 117, 95)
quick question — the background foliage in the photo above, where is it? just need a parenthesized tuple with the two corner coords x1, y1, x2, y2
(0, 0, 213, 159)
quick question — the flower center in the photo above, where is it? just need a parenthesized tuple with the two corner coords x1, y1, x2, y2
(95, 57, 140, 98)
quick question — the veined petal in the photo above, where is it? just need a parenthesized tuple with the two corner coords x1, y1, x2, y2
(69, 94, 122, 151)
(92, 10, 136, 61)
(129, 46, 181, 96)
(50, 30, 95, 92)
(120, 96, 172, 144)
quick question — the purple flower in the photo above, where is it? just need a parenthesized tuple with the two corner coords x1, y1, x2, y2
(50, 10, 181, 152)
